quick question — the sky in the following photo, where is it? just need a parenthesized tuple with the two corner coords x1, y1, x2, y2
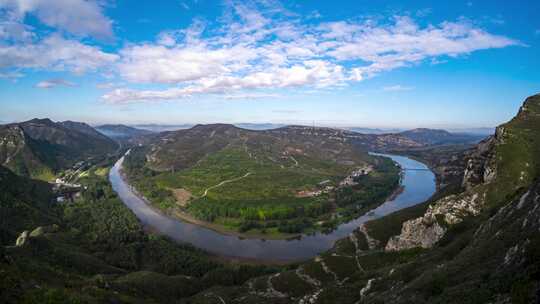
(0, 0, 539, 129)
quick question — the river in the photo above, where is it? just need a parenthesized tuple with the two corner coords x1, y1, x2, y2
(109, 153, 436, 262)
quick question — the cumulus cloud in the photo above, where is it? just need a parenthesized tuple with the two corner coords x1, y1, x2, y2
(0, 20, 34, 42)
(103, 1, 520, 104)
(0, 1, 117, 78)
(0, 34, 118, 74)
(0, 0, 521, 103)
(0, 0, 114, 40)
(35, 78, 75, 89)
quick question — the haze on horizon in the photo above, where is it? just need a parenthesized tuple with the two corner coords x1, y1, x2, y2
(1, 0, 539, 129)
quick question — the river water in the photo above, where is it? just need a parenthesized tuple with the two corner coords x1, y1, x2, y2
(109, 153, 436, 262)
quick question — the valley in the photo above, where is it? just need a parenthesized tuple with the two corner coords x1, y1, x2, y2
(2, 1, 538, 302)
(121, 125, 402, 237)
(110, 152, 435, 261)
(1, 94, 539, 303)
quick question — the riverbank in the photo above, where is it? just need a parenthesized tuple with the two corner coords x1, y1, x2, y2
(119, 161, 402, 241)
(109, 153, 436, 261)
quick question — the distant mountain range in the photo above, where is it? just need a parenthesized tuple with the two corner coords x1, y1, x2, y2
(134, 124, 486, 174)
(0, 118, 118, 180)
(95, 124, 153, 139)
(114, 123, 491, 138)
(344, 127, 404, 134)
(397, 128, 485, 145)
(0, 117, 487, 182)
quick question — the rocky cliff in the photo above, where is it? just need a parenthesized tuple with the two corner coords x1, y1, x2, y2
(384, 94, 540, 252)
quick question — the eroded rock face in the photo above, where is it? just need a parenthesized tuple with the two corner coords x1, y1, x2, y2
(385, 126, 498, 251)
(385, 192, 484, 251)
(385, 217, 446, 251)
(462, 136, 497, 190)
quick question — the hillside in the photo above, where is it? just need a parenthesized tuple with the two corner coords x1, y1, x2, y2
(0, 166, 56, 245)
(0, 160, 276, 303)
(185, 94, 540, 303)
(0, 118, 118, 180)
(124, 124, 400, 236)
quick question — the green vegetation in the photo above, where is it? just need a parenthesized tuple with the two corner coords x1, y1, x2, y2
(124, 144, 399, 236)
(0, 161, 278, 303)
(484, 95, 540, 206)
(0, 119, 118, 180)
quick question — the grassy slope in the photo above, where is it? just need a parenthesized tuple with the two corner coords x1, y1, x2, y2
(485, 94, 540, 206)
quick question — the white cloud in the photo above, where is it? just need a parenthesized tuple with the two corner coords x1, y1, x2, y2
(382, 85, 414, 91)
(0, 0, 521, 103)
(103, 3, 520, 104)
(105, 60, 346, 104)
(35, 78, 75, 89)
(223, 93, 281, 100)
(0, 0, 114, 40)
(0, 34, 118, 74)
(0, 20, 34, 42)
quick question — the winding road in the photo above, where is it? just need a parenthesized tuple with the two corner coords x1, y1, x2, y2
(201, 172, 252, 197)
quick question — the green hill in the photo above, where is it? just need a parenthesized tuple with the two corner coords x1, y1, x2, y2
(0, 118, 118, 180)
(124, 124, 400, 236)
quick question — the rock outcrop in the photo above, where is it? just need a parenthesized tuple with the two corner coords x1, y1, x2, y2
(385, 94, 540, 252)
(385, 217, 445, 251)
(385, 192, 483, 251)
(462, 135, 496, 190)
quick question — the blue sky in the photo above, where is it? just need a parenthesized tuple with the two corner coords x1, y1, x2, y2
(0, 0, 539, 129)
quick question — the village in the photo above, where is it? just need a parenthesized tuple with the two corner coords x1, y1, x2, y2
(296, 164, 374, 198)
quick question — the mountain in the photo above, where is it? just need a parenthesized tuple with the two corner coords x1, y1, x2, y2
(0, 118, 118, 179)
(185, 94, 540, 303)
(398, 128, 485, 145)
(123, 123, 404, 236)
(346, 127, 404, 134)
(234, 123, 286, 130)
(96, 124, 153, 139)
(143, 124, 372, 172)
(132, 123, 195, 132)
